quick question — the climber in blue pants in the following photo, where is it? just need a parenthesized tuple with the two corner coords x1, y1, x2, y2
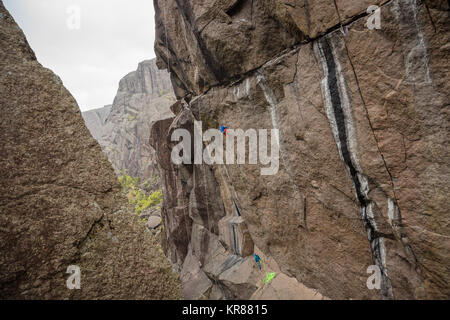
(220, 125, 228, 137)
(254, 253, 262, 270)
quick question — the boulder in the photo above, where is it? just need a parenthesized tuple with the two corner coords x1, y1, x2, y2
(0, 2, 181, 299)
(147, 215, 162, 229)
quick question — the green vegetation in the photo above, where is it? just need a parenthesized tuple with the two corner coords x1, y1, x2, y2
(118, 174, 140, 192)
(165, 95, 175, 102)
(133, 189, 163, 215)
(118, 174, 163, 215)
(265, 272, 276, 284)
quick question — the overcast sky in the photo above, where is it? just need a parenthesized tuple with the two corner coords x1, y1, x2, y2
(3, 0, 156, 111)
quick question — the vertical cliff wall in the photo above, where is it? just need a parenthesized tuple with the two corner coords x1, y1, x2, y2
(81, 104, 112, 144)
(82, 59, 175, 187)
(0, 2, 181, 299)
(152, 0, 449, 299)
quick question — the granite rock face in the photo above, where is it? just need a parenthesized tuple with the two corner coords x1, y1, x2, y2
(82, 59, 175, 187)
(81, 104, 112, 144)
(153, 0, 449, 299)
(0, 2, 181, 299)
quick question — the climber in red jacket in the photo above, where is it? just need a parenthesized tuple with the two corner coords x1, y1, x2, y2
(220, 125, 228, 137)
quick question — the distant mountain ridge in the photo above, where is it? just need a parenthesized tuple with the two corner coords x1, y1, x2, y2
(82, 59, 175, 186)
(82, 104, 112, 142)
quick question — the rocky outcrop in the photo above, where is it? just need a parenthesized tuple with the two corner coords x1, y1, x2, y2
(82, 59, 175, 187)
(0, 2, 181, 299)
(150, 101, 326, 300)
(152, 0, 449, 299)
(81, 104, 112, 143)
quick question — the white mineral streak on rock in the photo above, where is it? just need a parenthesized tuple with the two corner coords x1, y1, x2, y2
(315, 38, 392, 299)
(256, 72, 281, 147)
